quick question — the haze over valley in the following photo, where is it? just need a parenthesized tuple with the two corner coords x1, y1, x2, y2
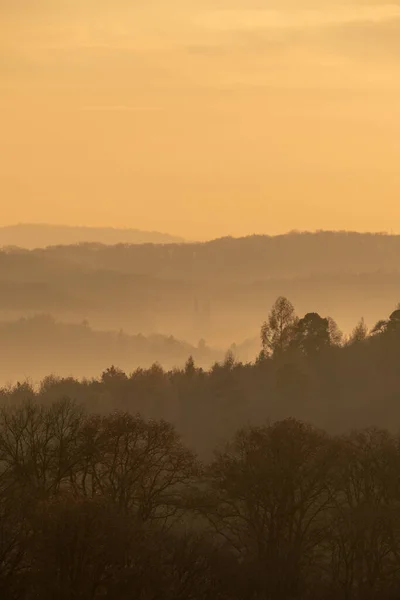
(0, 228, 399, 384)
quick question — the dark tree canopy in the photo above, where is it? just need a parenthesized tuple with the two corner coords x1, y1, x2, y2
(0, 299, 399, 598)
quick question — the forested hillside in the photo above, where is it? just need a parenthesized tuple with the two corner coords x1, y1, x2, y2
(3, 297, 399, 452)
(1, 297, 400, 598)
(13, 230, 400, 280)
(0, 231, 399, 348)
(0, 315, 222, 384)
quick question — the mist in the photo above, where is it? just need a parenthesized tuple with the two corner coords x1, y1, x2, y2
(0, 229, 399, 385)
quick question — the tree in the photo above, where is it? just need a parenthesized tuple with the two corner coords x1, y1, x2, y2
(101, 365, 128, 384)
(327, 429, 400, 599)
(27, 498, 131, 600)
(223, 350, 236, 370)
(291, 312, 331, 356)
(28, 497, 239, 600)
(348, 317, 369, 344)
(184, 356, 196, 377)
(0, 486, 29, 599)
(388, 309, 400, 334)
(327, 316, 344, 346)
(371, 308, 400, 337)
(0, 398, 83, 499)
(72, 412, 199, 522)
(202, 419, 336, 599)
(261, 296, 298, 357)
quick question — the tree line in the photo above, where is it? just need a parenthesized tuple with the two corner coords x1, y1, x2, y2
(2, 235, 400, 352)
(0, 399, 400, 599)
(0, 297, 400, 597)
(13, 230, 400, 280)
(2, 297, 399, 450)
(0, 314, 220, 384)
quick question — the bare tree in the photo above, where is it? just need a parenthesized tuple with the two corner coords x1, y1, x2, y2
(0, 490, 29, 599)
(72, 412, 199, 523)
(201, 419, 336, 599)
(27, 497, 134, 600)
(0, 398, 84, 499)
(327, 428, 400, 600)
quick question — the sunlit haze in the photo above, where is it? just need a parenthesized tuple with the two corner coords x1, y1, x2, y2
(1, 0, 400, 239)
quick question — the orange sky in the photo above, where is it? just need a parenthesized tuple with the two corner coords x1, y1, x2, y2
(1, 0, 400, 239)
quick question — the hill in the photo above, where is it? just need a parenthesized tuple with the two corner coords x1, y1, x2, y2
(0, 231, 399, 349)
(27, 230, 400, 280)
(0, 223, 185, 249)
(0, 314, 222, 384)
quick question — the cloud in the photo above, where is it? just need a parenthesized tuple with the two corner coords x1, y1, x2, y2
(175, 3, 400, 90)
(3, 0, 400, 94)
(79, 105, 163, 112)
(320, 14, 400, 50)
(194, 4, 400, 32)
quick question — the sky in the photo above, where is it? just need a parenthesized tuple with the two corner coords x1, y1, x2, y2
(1, 0, 400, 240)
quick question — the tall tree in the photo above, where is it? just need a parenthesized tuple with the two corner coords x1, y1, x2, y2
(202, 419, 336, 599)
(327, 316, 344, 346)
(327, 429, 400, 599)
(261, 296, 298, 357)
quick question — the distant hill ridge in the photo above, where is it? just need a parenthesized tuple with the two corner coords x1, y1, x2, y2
(1, 229, 400, 276)
(0, 223, 185, 249)
(0, 229, 399, 352)
(5, 229, 397, 278)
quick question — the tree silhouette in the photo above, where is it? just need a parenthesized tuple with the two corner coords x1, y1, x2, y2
(261, 296, 298, 357)
(101, 365, 128, 384)
(291, 312, 331, 356)
(348, 317, 369, 344)
(202, 419, 336, 599)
